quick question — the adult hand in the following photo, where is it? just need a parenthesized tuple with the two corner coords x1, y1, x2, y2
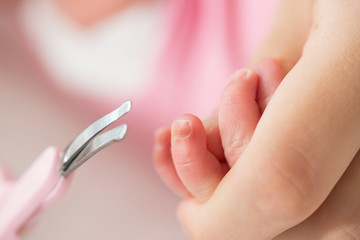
(178, 0, 360, 239)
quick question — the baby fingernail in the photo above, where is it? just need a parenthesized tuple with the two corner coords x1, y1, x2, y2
(231, 69, 252, 81)
(173, 120, 191, 139)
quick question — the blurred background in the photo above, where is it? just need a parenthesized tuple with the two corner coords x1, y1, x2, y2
(0, 0, 277, 239)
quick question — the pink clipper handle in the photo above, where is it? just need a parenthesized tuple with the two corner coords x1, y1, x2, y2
(0, 147, 73, 240)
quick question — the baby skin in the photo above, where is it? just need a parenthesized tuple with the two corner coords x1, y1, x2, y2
(153, 59, 285, 235)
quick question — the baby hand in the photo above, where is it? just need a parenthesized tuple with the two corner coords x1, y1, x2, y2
(153, 59, 285, 203)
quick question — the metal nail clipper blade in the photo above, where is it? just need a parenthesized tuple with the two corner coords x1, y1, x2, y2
(60, 100, 132, 177)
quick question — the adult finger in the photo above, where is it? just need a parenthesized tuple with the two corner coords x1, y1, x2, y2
(274, 150, 360, 239)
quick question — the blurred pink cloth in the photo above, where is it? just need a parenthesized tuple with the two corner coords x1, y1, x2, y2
(23, 0, 279, 145)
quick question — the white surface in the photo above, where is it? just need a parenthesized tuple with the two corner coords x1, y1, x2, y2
(19, 0, 164, 100)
